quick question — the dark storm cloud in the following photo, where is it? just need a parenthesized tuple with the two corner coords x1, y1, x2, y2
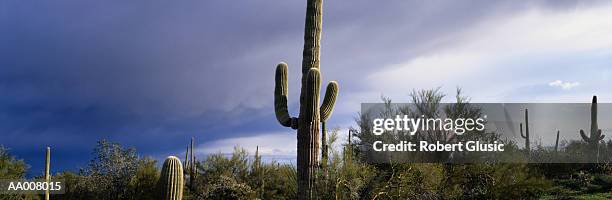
(0, 0, 603, 174)
(0, 0, 309, 174)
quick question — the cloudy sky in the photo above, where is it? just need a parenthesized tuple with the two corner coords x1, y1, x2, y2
(1, 0, 612, 175)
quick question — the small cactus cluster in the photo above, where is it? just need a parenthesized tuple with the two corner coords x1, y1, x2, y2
(273, 0, 339, 198)
(520, 109, 530, 152)
(184, 137, 197, 190)
(579, 96, 605, 149)
(158, 156, 184, 200)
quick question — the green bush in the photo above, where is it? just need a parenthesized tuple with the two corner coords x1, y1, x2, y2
(203, 175, 256, 200)
(0, 146, 28, 179)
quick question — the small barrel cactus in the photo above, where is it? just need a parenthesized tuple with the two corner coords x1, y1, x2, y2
(158, 156, 184, 200)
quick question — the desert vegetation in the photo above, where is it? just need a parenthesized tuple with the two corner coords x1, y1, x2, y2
(2, 0, 611, 199)
(2, 90, 612, 199)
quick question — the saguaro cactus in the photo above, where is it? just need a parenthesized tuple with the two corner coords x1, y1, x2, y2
(184, 145, 189, 174)
(580, 96, 605, 150)
(520, 109, 530, 152)
(254, 146, 261, 170)
(254, 146, 265, 198)
(189, 137, 195, 189)
(182, 138, 196, 190)
(347, 129, 354, 162)
(273, 0, 338, 198)
(45, 146, 50, 200)
(554, 130, 560, 152)
(158, 156, 184, 200)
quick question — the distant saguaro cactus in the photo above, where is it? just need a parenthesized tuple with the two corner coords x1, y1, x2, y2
(273, 0, 339, 198)
(45, 146, 51, 200)
(554, 130, 560, 153)
(158, 156, 184, 200)
(520, 109, 530, 152)
(254, 146, 265, 198)
(189, 137, 195, 189)
(580, 96, 605, 151)
(184, 145, 189, 170)
(183, 138, 197, 191)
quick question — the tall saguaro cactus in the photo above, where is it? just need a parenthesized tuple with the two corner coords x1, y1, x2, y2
(520, 109, 530, 152)
(273, 0, 338, 198)
(45, 146, 51, 200)
(158, 156, 184, 200)
(580, 96, 605, 151)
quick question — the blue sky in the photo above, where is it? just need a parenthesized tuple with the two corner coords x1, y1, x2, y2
(1, 0, 612, 176)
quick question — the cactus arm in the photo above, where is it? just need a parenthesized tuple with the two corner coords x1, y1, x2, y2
(320, 81, 336, 170)
(275, 63, 298, 129)
(320, 81, 338, 122)
(597, 129, 605, 140)
(184, 145, 189, 171)
(580, 129, 591, 142)
(520, 123, 526, 139)
(519, 123, 525, 138)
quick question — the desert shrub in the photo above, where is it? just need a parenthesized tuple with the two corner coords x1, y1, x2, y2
(77, 140, 140, 199)
(52, 140, 160, 200)
(366, 163, 443, 200)
(442, 164, 550, 199)
(255, 163, 297, 199)
(0, 146, 28, 179)
(316, 129, 376, 199)
(128, 157, 159, 200)
(0, 146, 41, 200)
(249, 149, 297, 199)
(353, 90, 553, 199)
(195, 147, 297, 199)
(591, 174, 612, 191)
(202, 175, 256, 200)
(199, 147, 249, 183)
(51, 171, 88, 200)
(557, 172, 612, 195)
